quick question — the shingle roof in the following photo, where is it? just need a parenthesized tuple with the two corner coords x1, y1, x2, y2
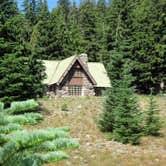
(43, 56, 75, 85)
(88, 63, 111, 87)
(43, 55, 111, 87)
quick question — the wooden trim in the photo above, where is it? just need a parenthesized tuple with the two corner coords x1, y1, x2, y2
(77, 57, 97, 85)
(57, 56, 97, 85)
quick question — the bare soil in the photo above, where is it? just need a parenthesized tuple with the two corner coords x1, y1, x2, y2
(29, 95, 166, 166)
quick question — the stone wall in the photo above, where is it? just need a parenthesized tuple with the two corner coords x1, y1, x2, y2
(47, 61, 95, 97)
(56, 66, 95, 97)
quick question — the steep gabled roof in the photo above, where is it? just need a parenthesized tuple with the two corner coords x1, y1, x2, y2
(43, 55, 111, 87)
(88, 63, 111, 87)
(57, 56, 97, 85)
(43, 56, 75, 85)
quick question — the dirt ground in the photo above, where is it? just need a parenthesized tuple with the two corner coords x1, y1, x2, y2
(29, 95, 166, 166)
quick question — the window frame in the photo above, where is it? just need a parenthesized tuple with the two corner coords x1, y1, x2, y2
(68, 85, 82, 96)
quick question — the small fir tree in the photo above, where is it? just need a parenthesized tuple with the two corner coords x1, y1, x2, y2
(99, 62, 143, 144)
(98, 88, 117, 132)
(144, 89, 162, 136)
(110, 63, 143, 144)
(0, 99, 79, 166)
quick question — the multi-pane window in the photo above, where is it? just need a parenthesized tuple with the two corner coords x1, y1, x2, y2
(68, 85, 82, 96)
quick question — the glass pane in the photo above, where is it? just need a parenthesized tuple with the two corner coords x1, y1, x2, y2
(68, 86, 82, 96)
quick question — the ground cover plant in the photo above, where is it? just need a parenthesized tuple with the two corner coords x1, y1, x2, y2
(0, 99, 79, 166)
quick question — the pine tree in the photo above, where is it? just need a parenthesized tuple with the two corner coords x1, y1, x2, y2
(23, 0, 49, 24)
(0, 0, 45, 106)
(129, 0, 166, 93)
(105, 0, 137, 73)
(37, 0, 49, 21)
(23, 0, 38, 25)
(58, 0, 70, 23)
(98, 87, 117, 132)
(96, 0, 109, 63)
(144, 89, 162, 136)
(33, 7, 68, 60)
(0, 0, 18, 57)
(78, 1, 100, 61)
(99, 62, 143, 144)
(64, 1, 85, 55)
(0, 99, 79, 166)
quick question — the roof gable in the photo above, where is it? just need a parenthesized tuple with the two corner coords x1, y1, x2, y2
(43, 55, 111, 87)
(58, 56, 97, 85)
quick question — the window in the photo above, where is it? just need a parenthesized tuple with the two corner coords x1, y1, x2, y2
(68, 86, 82, 96)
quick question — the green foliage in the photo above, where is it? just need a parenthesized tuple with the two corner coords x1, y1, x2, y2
(0, 99, 79, 165)
(1, 0, 165, 96)
(0, 123, 22, 134)
(0, 102, 4, 112)
(37, 151, 69, 163)
(61, 103, 69, 112)
(98, 88, 116, 132)
(6, 99, 39, 114)
(8, 113, 43, 125)
(144, 91, 162, 136)
(129, 0, 166, 93)
(0, 134, 8, 144)
(0, 1, 45, 106)
(106, 0, 166, 93)
(99, 63, 143, 144)
(41, 138, 79, 151)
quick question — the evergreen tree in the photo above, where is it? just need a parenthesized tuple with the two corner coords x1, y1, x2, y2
(0, 100, 79, 166)
(33, 7, 68, 60)
(99, 62, 143, 144)
(96, 0, 109, 63)
(98, 87, 117, 132)
(37, 0, 49, 21)
(58, 0, 70, 23)
(129, 0, 166, 93)
(23, 0, 44, 25)
(144, 89, 162, 136)
(0, 0, 45, 106)
(65, 0, 85, 55)
(0, 0, 18, 56)
(110, 63, 142, 144)
(107, 52, 125, 85)
(78, 1, 100, 61)
(105, 0, 136, 71)
(106, 0, 166, 93)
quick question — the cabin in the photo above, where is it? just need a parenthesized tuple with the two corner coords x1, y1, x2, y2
(43, 54, 111, 97)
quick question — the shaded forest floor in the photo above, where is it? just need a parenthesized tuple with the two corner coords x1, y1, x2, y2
(28, 95, 166, 166)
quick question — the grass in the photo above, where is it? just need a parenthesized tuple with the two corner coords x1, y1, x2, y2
(27, 95, 166, 166)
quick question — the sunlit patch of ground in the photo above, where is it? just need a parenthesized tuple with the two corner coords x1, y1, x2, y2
(27, 95, 166, 166)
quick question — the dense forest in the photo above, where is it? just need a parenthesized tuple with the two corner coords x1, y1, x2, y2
(0, 0, 166, 104)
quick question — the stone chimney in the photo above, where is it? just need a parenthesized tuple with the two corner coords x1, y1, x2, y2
(79, 53, 88, 66)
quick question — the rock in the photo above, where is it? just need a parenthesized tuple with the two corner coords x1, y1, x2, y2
(66, 161, 71, 165)
(77, 105, 82, 109)
(90, 154, 96, 158)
